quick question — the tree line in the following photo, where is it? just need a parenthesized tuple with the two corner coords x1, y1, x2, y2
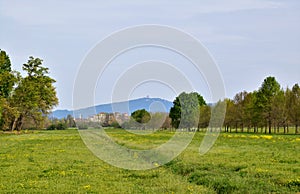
(223, 77, 299, 134)
(168, 77, 300, 134)
(1, 49, 299, 134)
(0, 49, 58, 131)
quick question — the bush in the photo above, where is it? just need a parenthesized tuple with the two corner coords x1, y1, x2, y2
(47, 122, 67, 130)
(56, 122, 67, 130)
(46, 124, 56, 130)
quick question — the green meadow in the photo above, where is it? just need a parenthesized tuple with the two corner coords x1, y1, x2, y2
(0, 129, 299, 193)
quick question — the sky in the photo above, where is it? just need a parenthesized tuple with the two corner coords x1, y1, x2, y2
(0, 0, 299, 110)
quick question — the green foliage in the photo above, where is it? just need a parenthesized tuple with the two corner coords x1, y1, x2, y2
(0, 50, 15, 99)
(22, 56, 49, 77)
(0, 50, 12, 73)
(198, 105, 211, 129)
(2, 55, 58, 131)
(257, 76, 281, 133)
(169, 92, 206, 129)
(0, 50, 58, 131)
(46, 124, 56, 130)
(287, 84, 300, 134)
(47, 122, 67, 130)
(210, 100, 226, 129)
(222, 76, 300, 134)
(131, 109, 151, 124)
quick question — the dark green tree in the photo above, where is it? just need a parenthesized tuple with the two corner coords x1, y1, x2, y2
(169, 92, 206, 129)
(0, 50, 12, 73)
(0, 50, 17, 129)
(0, 50, 15, 98)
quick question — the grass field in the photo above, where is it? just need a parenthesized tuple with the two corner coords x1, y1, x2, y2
(0, 129, 299, 193)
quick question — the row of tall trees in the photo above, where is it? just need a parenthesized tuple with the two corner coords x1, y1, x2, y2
(0, 49, 58, 131)
(223, 77, 299, 134)
(168, 77, 299, 134)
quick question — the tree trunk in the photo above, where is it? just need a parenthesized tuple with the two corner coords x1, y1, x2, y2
(16, 115, 24, 131)
(11, 117, 18, 131)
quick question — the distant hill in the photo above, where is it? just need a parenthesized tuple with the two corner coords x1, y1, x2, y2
(50, 97, 173, 119)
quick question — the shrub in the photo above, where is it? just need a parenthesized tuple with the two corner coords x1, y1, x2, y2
(56, 122, 67, 130)
(46, 124, 56, 130)
(46, 122, 67, 130)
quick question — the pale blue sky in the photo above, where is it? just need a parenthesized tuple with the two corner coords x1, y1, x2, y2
(0, 0, 299, 110)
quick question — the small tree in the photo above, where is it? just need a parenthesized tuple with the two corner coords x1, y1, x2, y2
(131, 109, 151, 124)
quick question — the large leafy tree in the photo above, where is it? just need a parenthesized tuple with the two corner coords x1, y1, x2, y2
(9, 57, 58, 131)
(169, 92, 206, 129)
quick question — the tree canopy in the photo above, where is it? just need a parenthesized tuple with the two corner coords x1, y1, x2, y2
(169, 92, 206, 129)
(0, 49, 58, 131)
(131, 109, 151, 124)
